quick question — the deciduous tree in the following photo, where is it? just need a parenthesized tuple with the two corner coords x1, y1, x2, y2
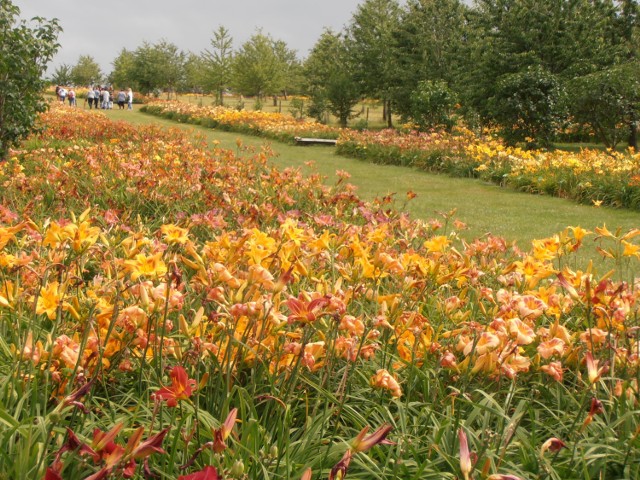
(0, 0, 60, 160)
(70, 55, 102, 87)
(345, 0, 401, 126)
(232, 31, 297, 100)
(130, 40, 186, 96)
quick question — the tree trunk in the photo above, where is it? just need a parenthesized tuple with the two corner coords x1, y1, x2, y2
(386, 99, 393, 128)
(629, 120, 638, 151)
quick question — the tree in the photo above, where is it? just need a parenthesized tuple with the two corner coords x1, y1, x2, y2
(50, 63, 72, 86)
(109, 48, 135, 90)
(273, 39, 303, 98)
(346, 0, 401, 127)
(0, 0, 60, 160)
(570, 62, 640, 149)
(202, 26, 234, 104)
(391, 0, 469, 122)
(460, 0, 630, 144)
(232, 31, 296, 99)
(130, 40, 186, 96)
(409, 80, 458, 131)
(183, 53, 207, 94)
(303, 30, 361, 127)
(70, 55, 102, 86)
(488, 65, 565, 147)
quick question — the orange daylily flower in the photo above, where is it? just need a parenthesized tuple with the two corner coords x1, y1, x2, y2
(370, 369, 402, 398)
(585, 351, 608, 385)
(459, 428, 472, 480)
(540, 361, 564, 382)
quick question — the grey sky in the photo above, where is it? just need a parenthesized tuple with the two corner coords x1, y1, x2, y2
(14, 0, 365, 74)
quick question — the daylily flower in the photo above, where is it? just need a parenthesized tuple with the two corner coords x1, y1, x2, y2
(540, 361, 564, 382)
(212, 408, 238, 453)
(459, 428, 472, 480)
(585, 351, 608, 385)
(329, 449, 352, 480)
(285, 294, 330, 323)
(36, 281, 65, 320)
(178, 466, 219, 480)
(124, 252, 168, 281)
(152, 366, 197, 407)
(582, 397, 604, 430)
(351, 424, 394, 452)
(540, 437, 566, 455)
(370, 369, 402, 398)
(182, 408, 239, 469)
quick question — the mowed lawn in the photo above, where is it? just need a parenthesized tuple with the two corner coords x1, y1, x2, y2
(103, 107, 640, 260)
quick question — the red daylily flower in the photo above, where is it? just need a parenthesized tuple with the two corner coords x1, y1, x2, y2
(152, 366, 197, 407)
(541, 437, 566, 455)
(351, 423, 394, 453)
(329, 449, 352, 480)
(285, 294, 331, 323)
(179, 466, 219, 480)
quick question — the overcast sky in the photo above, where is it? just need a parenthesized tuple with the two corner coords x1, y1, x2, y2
(14, 0, 366, 74)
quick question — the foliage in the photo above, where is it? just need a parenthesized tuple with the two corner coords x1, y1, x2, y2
(303, 30, 361, 127)
(202, 26, 234, 105)
(70, 54, 102, 87)
(130, 40, 186, 96)
(345, 0, 401, 127)
(569, 62, 640, 150)
(0, 0, 60, 161)
(50, 63, 72, 86)
(488, 66, 566, 148)
(231, 30, 296, 98)
(409, 79, 458, 131)
(109, 48, 135, 89)
(391, 0, 469, 121)
(459, 0, 637, 146)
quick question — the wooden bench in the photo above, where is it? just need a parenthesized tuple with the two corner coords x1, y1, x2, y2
(294, 137, 337, 146)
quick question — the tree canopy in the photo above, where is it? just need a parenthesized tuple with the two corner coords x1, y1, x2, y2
(0, 0, 60, 160)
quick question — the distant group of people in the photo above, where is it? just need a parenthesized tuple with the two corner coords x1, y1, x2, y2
(55, 85, 76, 106)
(86, 86, 134, 110)
(54, 85, 133, 110)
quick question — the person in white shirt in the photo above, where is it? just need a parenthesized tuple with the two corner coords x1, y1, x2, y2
(86, 87, 95, 109)
(127, 88, 133, 110)
(101, 88, 110, 109)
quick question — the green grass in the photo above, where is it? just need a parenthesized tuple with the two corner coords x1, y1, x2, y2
(103, 107, 640, 255)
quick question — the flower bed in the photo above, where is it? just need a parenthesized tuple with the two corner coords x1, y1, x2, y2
(142, 100, 341, 144)
(142, 100, 640, 210)
(2, 105, 639, 478)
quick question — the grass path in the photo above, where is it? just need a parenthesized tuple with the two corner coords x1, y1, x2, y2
(103, 107, 640, 253)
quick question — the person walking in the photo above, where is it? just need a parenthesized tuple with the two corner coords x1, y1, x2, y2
(117, 89, 126, 109)
(101, 88, 110, 109)
(127, 88, 133, 110)
(93, 87, 101, 109)
(68, 88, 76, 107)
(86, 87, 95, 109)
